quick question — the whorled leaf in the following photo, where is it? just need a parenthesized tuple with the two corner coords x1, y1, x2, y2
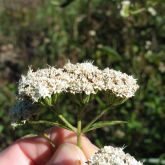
(83, 121, 127, 133)
(11, 120, 73, 132)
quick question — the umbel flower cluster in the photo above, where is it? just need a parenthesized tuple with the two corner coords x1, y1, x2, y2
(18, 62, 139, 102)
(88, 146, 143, 165)
(11, 62, 141, 165)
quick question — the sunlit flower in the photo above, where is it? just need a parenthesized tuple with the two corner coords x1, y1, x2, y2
(63, 62, 104, 95)
(18, 67, 69, 102)
(103, 68, 139, 98)
(88, 146, 143, 165)
(120, 0, 131, 17)
(18, 62, 139, 103)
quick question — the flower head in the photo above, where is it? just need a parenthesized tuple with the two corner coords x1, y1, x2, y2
(88, 146, 143, 165)
(17, 62, 139, 104)
(103, 68, 139, 98)
(18, 67, 69, 102)
(63, 62, 104, 95)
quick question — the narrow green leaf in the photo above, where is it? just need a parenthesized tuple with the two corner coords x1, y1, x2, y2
(60, 0, 75, 7)
(58, 114, 76, 132)
(28, 120, 67, 129)
(82, 107, 110, 133)
(83, 121, 127, 133)
(12, 120, 73, 132)
(96, 96, 106, 108)
(98, 46, 121, 60)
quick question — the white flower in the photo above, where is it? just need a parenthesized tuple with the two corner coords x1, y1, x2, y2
(63, 61, 104, 95)
(148, 7, 157, 16)
(145, 41, 152, 50)
(120, 0, 131, 18)
(89, 30, 96, 37)
(103, 68, 139, 98)
(18, 67, 69, 102)
(88, 146, 143, 165)
(18, 62, 139, 102)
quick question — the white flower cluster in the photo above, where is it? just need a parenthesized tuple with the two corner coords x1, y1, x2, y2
(18, 62, 139, 102)
(88, 146, 143, 165)
(103, 68, 138, 98)
(18, 67, 70, 102)
(63, 62, 104, 95)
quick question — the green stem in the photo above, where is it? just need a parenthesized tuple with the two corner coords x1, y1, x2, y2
(131, 8, 145, 15)
(41, 133, 55, 148)
(77, 110, 82, 148)
(12, 120, 64, 129)
(58, 114, 76, 132)
(82, 107, 110, 133)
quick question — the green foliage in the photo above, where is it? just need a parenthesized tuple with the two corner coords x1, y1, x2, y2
(0, 0, 165, 163)
(83, 121, 126, 133)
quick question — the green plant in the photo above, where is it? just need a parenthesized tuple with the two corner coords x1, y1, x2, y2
(11, 62, 138, 148)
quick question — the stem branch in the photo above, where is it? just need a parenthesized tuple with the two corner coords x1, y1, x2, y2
(82, 107, 110, 133)
(41, 133, 55, 148)
(77, 110, 82, 148)
(58, 114, 76, 132)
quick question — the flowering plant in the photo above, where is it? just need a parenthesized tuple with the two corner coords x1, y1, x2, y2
(11, 61, 141, 164)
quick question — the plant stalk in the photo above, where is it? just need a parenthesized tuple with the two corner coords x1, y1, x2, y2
(77, 110, 82, 148)
(58, 114, 76, 132)
(41, 133, 55, 148)
(82, 107, 110, 133)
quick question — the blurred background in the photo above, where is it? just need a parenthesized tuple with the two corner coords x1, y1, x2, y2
(0, 0, 165, 164)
